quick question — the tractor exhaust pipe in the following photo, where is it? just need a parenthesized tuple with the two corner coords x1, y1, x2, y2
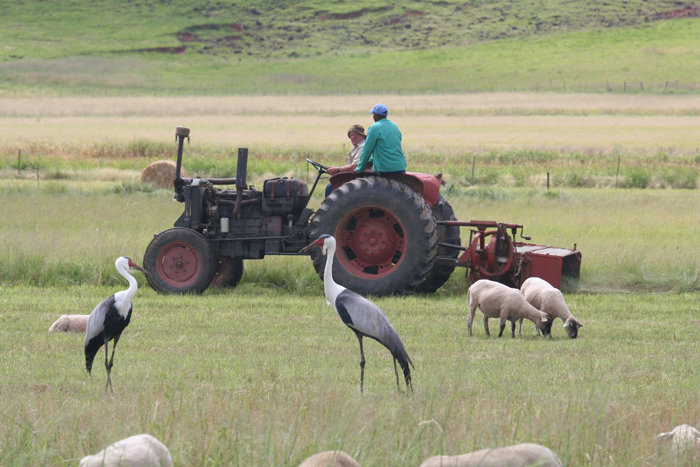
(174, 126, 190, 180)
(173, 126, 190, 201)
(232, 148, 248, 220)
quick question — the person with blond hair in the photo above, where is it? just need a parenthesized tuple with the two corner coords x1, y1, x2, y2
(325, 124, 367, 196)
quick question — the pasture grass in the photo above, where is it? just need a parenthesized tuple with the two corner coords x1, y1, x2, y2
(0, 183, 698, 293)
(0, 286, 699, 466)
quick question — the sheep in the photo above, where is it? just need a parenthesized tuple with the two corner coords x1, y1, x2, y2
(420, 443, 563, 467)
(519, 277, 583, 339)
(656, 424, 700, 460)
(467, 279, 552, 338)
(297, 451, 361, 467)
(79, 434, 173, 467)
(48, 314, 90, 333)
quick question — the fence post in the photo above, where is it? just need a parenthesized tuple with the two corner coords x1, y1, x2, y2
(547, 172, 550, 190)
(471, 155, 476, 183)
(615, 153, 621, 188)
(18, 150, 21, 175)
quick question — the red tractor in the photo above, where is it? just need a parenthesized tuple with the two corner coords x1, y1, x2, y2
(143, 127, 580, 295)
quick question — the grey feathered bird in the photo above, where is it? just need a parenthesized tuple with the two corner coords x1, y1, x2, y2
(84, 256, 148, 394)
(300, 234, 413, 392)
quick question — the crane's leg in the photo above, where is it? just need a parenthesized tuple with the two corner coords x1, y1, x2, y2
(103, 336, 113, 394)
(393, 357, 400, 391)
(105, 334, 122, 395)
(354, 332, 366, 393)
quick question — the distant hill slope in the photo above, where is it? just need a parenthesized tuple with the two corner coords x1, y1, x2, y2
(1, 0, 699, 95)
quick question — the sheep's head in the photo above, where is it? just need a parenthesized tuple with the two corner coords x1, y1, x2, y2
(564, 317, 583, 339)
(538, 312, 553, 336)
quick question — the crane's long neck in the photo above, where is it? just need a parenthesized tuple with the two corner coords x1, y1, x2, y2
(323, 242, 345, 305)
(114, 266, 138, 317)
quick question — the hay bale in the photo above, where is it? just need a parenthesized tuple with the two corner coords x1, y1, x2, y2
(139, 160, 188, 189)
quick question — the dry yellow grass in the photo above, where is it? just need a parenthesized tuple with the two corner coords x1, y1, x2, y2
(2, 94, 699, 154)
(3, 94, 700, 116)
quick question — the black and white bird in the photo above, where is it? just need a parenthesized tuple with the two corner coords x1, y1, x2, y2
(300, 234, 413, 392)
(85, 256, 148, 394)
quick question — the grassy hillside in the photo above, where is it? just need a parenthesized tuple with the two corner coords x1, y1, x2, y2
(1, 0, 699, 95)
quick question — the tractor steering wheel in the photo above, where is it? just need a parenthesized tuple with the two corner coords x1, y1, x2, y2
(306, 158, 329, 174)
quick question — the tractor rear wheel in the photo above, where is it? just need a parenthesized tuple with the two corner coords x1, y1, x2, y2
(308, 176, 438, 296)
(415, 195, 461, 293)
(144, 227, 216, 294)
(210, 257, 244, 288)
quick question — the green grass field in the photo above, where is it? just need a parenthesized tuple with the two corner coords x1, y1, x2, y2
(2, 2, 700, 463)
(1, 285, 699, 466)
(1, 1, 700, 95)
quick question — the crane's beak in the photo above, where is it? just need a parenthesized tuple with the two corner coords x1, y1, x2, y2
(299, 243, 316, 254)
(299, 238, 324, 253)
(131, 264, 150, 276)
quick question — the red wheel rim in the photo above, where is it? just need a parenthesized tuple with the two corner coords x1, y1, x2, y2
(156, 241, 203, 287)
(210, 257, 231, 287)
(334, 206, 405, 279)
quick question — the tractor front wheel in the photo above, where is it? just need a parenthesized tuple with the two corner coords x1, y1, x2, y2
(144, 228, 216, 294)
(308, 176, 438, 296)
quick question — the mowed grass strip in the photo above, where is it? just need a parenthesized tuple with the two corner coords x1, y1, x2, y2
(0, 186, 698, 292)
(0, 286, 699, 466)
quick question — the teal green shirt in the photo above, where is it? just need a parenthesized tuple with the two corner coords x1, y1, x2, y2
(354, 118, 407, 174)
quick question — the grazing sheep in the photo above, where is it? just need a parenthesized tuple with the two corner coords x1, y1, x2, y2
(519, 277, 583, 339)
(298, 451, 361, 467)
(656, 424, 700, 459)
(420, 443, 563, 467)
(79, 434, 172, 467)
(468, 279, 552, 338)
(48, 315, 90, 333)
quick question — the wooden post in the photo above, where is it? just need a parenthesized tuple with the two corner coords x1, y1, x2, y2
(615, 154, 621, 188)
(17, 150, 21, 175)
(547, 172, 550, 190)
(471, 155, 476, 182)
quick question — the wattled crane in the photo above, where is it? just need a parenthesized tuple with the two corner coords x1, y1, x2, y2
(85, 256, 148, 394)
(300, 234, 413, 392)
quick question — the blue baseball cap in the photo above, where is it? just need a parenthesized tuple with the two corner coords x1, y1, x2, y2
(369, 103, 388, 116)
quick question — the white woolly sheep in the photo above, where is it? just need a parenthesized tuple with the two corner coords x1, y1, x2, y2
(468, 279, 552, 338)
(48, 314, 90, 333)
(656, 424, 700, 459)
(519, 277, 583, 339)
(298, 451, 361, 467)
(79, 434, 173, 467)
(420, 443, 563, 467)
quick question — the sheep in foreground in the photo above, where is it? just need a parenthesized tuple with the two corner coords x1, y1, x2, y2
(79, 434, 173, 467)
(656, 424, 700, 459)
(298, 451, 361, 467)
(468, 279, 552, 338)
(48, 315, 90, 333)
(519, 277, 583, 339)
(420, 443, 563, 467)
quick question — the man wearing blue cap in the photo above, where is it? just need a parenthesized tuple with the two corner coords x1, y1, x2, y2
(353, 103, 407, 176)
